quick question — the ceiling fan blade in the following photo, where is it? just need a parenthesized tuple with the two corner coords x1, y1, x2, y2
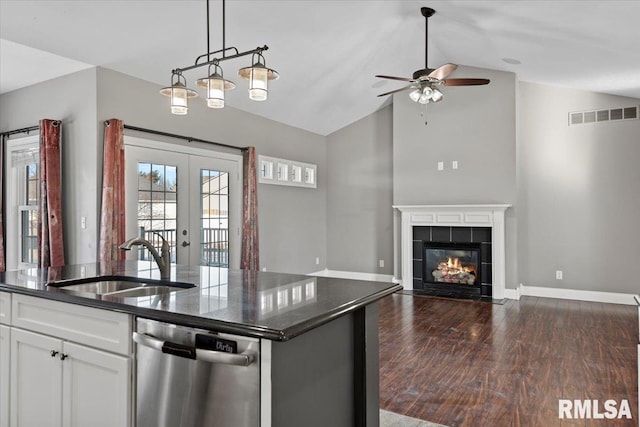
(375, 75, 415, 83)
(443, 78, 490, 86)
(377, 85, 415, 97)
(428, 63, 458, 80)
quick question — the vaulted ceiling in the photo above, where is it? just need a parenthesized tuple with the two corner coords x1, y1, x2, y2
(1, 1, 639, 136)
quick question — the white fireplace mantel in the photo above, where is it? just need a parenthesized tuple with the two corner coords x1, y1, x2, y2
(393, 204, 511, 299)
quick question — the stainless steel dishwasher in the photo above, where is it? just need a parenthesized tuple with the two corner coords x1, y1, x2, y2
(134, 318, 260, 427)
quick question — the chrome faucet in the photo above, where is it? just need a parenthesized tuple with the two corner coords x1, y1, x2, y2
(119, 233, 171, 280)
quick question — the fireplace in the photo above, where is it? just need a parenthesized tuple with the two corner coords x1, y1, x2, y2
(424, 242, 481, 286)
(394, 204, 511, 300)
(412, 226, 492, 298)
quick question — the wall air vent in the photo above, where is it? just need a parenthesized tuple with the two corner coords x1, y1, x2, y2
(569, 105, 639, 126)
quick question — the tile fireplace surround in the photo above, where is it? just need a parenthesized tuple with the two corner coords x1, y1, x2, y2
(394, 205, 511, 300)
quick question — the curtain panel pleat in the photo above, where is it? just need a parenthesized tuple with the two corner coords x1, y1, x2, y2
(0, 135, 5, 272)
(240, 147, 259, 271)
(99, 119, 126, 262)
(38, 119, 65, 268)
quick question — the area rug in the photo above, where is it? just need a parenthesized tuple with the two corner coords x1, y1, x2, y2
(380, 409, 448, 427)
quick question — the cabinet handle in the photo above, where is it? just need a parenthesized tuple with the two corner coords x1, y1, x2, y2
(50, 350, 59, 358)
(60, 353, 68, 361)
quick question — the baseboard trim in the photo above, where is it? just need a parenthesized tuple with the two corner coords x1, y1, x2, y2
(307, 273, 636, 305)
(308, 269, 395, 283)
(517, 284, 637, 305)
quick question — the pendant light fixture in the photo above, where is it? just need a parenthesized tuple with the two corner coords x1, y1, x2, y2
(160, 0, 278, 115)
(238, 52, 279, 101)
(160, 72, 199, 115)
(196, 62, 236, 109)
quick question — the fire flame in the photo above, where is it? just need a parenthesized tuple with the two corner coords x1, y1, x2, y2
(432, 257, 476, 285)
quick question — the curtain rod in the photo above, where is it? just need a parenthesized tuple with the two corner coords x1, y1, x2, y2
(0, 125, 40, 137)
(122, 124, 248, 152)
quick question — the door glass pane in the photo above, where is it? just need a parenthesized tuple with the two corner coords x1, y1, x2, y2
(20, 209, 38, 265)
(200, 169, 229, 267)
(136, 162, 178, 263)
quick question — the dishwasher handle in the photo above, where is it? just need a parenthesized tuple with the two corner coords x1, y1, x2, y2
(133, 332, 256, 366)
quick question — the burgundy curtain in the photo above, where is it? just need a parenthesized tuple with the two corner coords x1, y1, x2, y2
(38, 119, 65, 268)
(240, 147, 259, 271)
(0, 135, 5, 272)
(99, 119, 126, 262)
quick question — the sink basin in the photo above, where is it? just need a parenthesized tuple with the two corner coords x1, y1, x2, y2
(47, 275, 195, 298)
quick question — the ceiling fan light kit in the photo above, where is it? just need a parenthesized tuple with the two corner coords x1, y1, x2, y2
(375, 7, 489, 112)
(160, 0, 279, 115)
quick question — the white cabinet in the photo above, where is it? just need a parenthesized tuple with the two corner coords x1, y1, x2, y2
(9, 294, 132, 427)
(10, 328, 62, 427)
(62, 341, 130, 427)
(1, 291, 10, 427)
(0, 292, 10, 325)
(1, 325, 10, 427)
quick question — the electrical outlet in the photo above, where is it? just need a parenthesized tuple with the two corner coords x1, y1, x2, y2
(555, 270, 563, 280)
(437, 161, 444, 171)
(379, 259, 384, 268)
(315, 257, 320, 265)
(452, 160, 458, 170)
(262, 267, 267, 272)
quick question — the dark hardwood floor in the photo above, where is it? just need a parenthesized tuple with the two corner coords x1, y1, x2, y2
(378, 294, 638, 427)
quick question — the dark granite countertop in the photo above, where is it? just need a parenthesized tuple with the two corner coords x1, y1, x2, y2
(0, 261, 401, 341)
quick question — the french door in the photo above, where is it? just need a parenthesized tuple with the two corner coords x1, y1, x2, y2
(124, 137, 241, 269)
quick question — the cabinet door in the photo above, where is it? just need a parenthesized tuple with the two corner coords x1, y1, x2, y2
(62, 341, 130, 427)
(0, 325, 10, 427)
(10, 328, 63, 427)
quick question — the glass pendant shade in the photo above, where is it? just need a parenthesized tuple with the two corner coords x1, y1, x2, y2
(171, 85, 189, 114)
(239, 53, 279, 102)
(431, 88, 444, 103)
(409, 88, 422, 103)
(419, 86, 434, 104)
(196, 64, 236, 109)
(160, 73, 198, 115)
(207, 77, 225, 108)
(249, 66, 268, 101)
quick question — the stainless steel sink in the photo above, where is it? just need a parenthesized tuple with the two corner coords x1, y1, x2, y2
(46, 276, 195, 298)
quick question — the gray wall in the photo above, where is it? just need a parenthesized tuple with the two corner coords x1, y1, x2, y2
(517, 82, 640, 293)
(326, 105, 393, 275)
(392, 66, 518, 288)
(1, 67, 327, 275)
(96, 68, 327, 275)
(0, 68, 99, 265)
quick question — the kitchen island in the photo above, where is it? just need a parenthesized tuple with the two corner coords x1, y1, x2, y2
(0, 261, 401, 427)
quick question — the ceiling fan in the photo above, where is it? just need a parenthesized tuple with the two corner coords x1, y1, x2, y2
(375, 7, 489, 105)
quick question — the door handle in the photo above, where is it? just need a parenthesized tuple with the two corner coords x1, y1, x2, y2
(181, 241, 191, 247)
(133, 332, 255, 366)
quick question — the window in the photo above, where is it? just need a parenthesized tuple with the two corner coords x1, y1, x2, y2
(6, 136, 40, 269)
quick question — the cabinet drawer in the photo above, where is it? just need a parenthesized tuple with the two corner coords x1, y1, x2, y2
(0, 292, 10, 325)
(12, 294, 131, 355)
